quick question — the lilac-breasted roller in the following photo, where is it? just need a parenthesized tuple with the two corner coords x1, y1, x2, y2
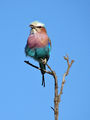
(25, 21, 51, 87)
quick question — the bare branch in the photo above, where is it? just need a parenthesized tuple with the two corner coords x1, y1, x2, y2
(59, 55, 74, 103)
(24, 61, 53, 75)
(46, 63, 59, 120)
(24, 55, 74, 120)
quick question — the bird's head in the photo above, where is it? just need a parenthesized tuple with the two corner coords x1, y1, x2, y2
(29, 21, 47, 34)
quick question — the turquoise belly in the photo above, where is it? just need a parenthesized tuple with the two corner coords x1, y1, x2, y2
(25, 45, 51, 61)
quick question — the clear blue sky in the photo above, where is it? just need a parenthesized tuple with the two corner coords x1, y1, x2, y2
(0, 0, 90, 120)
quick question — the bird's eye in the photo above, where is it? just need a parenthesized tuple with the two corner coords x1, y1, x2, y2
(37, 26, 42, 28)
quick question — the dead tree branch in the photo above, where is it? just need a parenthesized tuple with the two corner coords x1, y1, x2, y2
(24, 60, 52, 75)
(59, 55, 74, 100)
(24, 55, 74, 120)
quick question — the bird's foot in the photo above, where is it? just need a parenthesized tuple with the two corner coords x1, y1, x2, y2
(40, 58, 47, 65)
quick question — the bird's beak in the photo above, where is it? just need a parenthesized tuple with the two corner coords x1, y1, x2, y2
(29, 24, 35, 29)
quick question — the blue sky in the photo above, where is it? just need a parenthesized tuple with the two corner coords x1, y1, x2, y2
(0, 0, 90, 120)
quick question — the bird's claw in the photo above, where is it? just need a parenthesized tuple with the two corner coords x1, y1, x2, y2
(40, 58, 47, 64)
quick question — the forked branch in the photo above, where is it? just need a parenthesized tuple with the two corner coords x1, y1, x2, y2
(24, 55, 74, 120)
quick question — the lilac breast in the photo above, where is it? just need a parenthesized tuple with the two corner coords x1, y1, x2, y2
(27, 32, 48, 49)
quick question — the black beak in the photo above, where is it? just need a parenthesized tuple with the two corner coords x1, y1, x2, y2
(29, 24, 35, 29)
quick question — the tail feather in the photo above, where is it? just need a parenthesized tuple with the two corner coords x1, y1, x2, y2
(42, 74, 45, 87)
(39, 63, 46, 87)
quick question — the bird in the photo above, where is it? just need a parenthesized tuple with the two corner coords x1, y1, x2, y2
(25, 21, 51, 87)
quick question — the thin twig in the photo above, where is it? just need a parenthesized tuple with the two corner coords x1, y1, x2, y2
(46, 63, 53, 73)
(24, 61, 53, 75)
(58, 55, 74, 104)
(50, 106, 55, 111)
